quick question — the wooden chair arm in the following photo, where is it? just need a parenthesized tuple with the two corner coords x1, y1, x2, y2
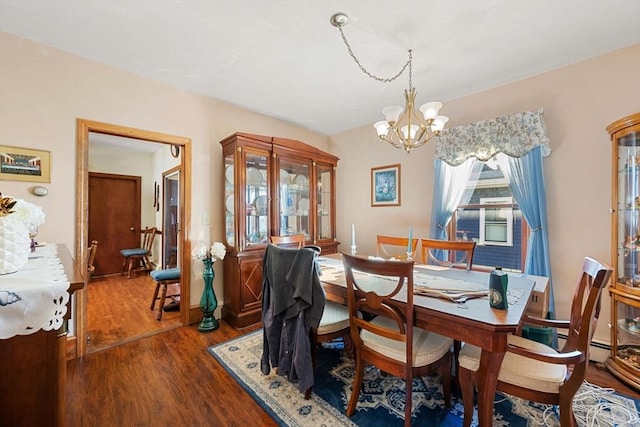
(507, 344, 584, 365)
(522, 314, 571, 329)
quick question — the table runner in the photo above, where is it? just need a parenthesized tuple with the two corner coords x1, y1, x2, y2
(317, 256, 526, 305)
(318, 256, 485, 288)
(0, 244, 70, 339)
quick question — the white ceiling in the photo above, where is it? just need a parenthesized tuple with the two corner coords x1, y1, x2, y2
(1, 0, 639, 136)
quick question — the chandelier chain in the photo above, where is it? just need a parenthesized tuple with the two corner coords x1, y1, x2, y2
(330, 11, 447, 153)
(337, 25, 412, 85)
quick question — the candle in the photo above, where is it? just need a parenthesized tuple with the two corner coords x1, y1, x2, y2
(351, 224, 356, 246)
(408, 226, 412, 253)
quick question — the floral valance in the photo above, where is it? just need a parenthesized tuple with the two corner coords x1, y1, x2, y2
(435, 108, 551, 166)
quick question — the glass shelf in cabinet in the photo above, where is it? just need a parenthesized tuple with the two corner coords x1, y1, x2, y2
(618, 318, 640, 337)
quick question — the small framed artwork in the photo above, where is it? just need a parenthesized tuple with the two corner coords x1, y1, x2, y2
(371, 164, 401, 207)
(0, 145, 51, 183)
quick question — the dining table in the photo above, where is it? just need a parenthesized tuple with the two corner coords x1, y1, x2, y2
(316, 252, 546, 427)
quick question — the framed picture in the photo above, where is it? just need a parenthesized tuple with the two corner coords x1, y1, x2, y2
(371, 164, 401, 206)
(0, 145, 51, 183)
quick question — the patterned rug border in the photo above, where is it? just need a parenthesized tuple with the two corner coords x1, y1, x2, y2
(208, 330, 356, 427)
(209, 330, 640, 427)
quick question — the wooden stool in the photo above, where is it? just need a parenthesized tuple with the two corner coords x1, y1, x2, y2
(150, 267, 180, 320)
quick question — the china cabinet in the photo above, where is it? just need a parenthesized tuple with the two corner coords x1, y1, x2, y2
(220, 132, 339, 328)
(606, 112, 640, 390)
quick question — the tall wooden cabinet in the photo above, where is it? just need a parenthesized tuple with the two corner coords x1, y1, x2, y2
(0, 244, 84, 427)
(220, 132, 339, 328)
(607, 112, 640, 390)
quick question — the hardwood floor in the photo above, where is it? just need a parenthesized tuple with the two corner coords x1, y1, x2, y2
(86, 273, 181, 354)
(68, 284, 640, 426)
(67, 322, 273, 427)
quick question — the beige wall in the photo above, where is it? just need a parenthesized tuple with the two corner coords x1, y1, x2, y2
(2, 30, 639, 354)
(329, 43, 640, 354)
(0, 32, 329, 308)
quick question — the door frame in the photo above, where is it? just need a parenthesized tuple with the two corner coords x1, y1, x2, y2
(75, 118, 192, 358)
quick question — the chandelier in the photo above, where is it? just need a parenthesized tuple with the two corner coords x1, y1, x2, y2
(330, 12, 449, 153)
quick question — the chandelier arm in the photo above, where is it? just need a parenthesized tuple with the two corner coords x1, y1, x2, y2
(379, 133, 405, 150)
(415, 126, 429, 143)
(411, 137, 430, 150)
(337, 25, 412, 84)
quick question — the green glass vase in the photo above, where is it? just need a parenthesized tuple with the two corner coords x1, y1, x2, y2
(198, 257, 219, 332)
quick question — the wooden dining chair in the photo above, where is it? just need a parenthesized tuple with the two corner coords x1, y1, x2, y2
(420, 238, 476, 270)
(262, 244, 351, 400)
(87, 240, 98, 278)
(149, 267, 180, 320)
(268, 238, 350, 399)
(341, 252, 452, 426)
(458, 256, 613, 427)
(270, 234, 305, 249)
(120, 226, 158, 278)
(376, 235, 419, 260)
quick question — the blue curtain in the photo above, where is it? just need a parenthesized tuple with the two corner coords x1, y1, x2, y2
(432, 109, 554, 344)
(499, 147, 554, 316)
(429, 159, 451, 241)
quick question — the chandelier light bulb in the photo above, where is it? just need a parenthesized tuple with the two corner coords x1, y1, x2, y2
(432, 115, 449, 133)
(373, 121, 390, 137)
(382, 105, 403, 124)
(401, 124, 419, 139)
(419, 101, 443, 121)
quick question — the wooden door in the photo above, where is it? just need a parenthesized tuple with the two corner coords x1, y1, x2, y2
(89, 172, 141, 276)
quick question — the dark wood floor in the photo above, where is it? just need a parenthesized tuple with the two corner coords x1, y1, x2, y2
(67, 280, 640, 426)
(86, 273, 181, 353)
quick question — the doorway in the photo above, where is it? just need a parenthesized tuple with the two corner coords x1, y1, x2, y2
(76, 119, 192, 358)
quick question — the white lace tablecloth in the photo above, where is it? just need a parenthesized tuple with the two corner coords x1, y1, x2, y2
(0, 244, 70, 339)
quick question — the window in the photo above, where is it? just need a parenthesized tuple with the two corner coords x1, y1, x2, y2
(450, 162, 527, 272)
(480, 197, 513, 246)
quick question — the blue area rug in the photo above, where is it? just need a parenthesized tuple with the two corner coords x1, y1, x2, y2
(209, 330, 640, 426)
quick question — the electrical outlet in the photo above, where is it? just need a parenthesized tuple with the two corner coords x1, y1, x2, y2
(202, 212, 210, 225)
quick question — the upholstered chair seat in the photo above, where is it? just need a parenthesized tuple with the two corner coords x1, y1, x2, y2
(459, 334, 566, 393)
(316, 301, 350, 335)
(363, 316, 453, 366)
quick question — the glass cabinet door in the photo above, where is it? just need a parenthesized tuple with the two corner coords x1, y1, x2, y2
(607, 114, 640, 390)
(613, 298, 640, 373)
(316, 163, 334, 242)
(245, 151, 269, 247)
(277, 158, 310, 240)
(224, 154, 235, 247)
(617, 129, 640, 287)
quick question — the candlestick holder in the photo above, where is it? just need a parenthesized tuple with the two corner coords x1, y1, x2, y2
(406, 251, 413, 261)
(350, 245, 357, 255)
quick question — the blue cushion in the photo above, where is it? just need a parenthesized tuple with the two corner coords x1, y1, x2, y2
(120, 248, 148, 257)
(150, 267, 180, 282)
